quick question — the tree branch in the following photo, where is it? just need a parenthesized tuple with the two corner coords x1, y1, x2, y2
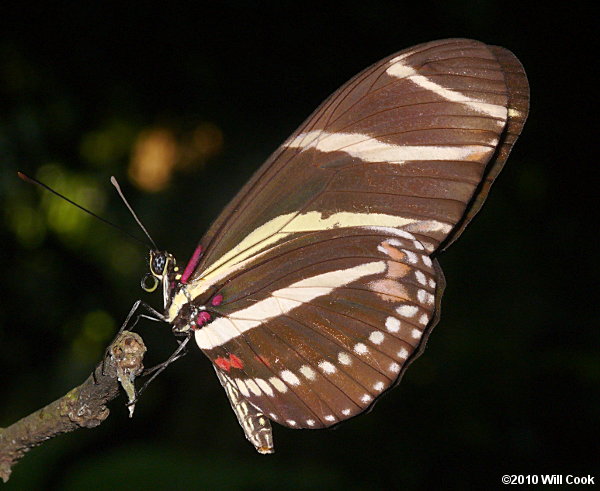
(0, 331, 146, 483)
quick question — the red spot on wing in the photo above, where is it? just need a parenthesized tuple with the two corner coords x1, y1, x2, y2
(211, 294, 223, 306)
(229, 354, 244, 369)
(197, 311, 211, 325)
(181, 245, 203, 284)
(214, 357, 231, 371)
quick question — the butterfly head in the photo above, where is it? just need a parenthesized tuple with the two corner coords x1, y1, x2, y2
(142, 250, 178, 296)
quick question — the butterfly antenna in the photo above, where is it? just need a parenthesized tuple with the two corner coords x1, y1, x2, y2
(110, 176, 158, 250)
(18, 171, 150, 248)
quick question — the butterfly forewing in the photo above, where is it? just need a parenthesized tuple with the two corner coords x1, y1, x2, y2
(440, 43, 530, 249)
(169, 39, 529, 446)
(192, 38, 525, 274)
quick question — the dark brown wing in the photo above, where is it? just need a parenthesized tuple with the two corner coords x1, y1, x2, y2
(173, 39, 529, 432)
(440, 43, 530, 249)
(193, 228, 446, 428)
(189, 38, 529, 276)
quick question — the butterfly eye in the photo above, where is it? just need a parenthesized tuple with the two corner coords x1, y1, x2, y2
(152, 253, 167, 274)
(141, 273, 159, 292)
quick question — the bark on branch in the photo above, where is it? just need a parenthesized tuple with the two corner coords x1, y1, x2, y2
(0, 331, 146, 483)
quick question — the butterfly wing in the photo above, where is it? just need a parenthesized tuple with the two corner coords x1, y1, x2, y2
(175, 39, 529, 443)
(191, 38, 529, 270)
(194, 228, 446, 430)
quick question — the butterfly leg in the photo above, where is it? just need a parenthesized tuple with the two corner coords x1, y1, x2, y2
(117, 300, 166, 334)
(141, 335, 190, 377)
(97, 300, 166, 381)
(125, 331, 193, 408)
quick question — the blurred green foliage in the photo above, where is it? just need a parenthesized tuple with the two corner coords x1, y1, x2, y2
(1, 2, 597, 490)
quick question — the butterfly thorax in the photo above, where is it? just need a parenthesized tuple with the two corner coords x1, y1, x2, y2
(170, 283, 225, 331)
(145, 249, 225, 334)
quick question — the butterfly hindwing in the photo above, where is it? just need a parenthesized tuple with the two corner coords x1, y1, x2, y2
(201, 228, 441, 428)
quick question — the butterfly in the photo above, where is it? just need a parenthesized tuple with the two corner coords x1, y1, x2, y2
(141, 38, 529, 453)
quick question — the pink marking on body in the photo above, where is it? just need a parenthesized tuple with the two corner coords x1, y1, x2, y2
(229, 354, 244, 369)
(215, 357, 230, 371)
(181, 244, 203, 284)
(211, 294, 223, 306)
(197, 311, 211, 325)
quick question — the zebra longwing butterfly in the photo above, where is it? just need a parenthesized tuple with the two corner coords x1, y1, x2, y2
(145, 39, 529, 453)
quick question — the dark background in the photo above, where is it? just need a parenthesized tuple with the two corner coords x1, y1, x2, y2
(1, 2, 597, 490)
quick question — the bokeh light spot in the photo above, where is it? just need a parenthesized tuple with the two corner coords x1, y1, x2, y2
(36, 164, 107, 246)
(178, 122, 224, 170)
(80, 120, 136, 167)
(128, 128, 178, 192)
(71, 310, 116, 362)
(82, 310, 116, 342)
(6, 204, 46, 248)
